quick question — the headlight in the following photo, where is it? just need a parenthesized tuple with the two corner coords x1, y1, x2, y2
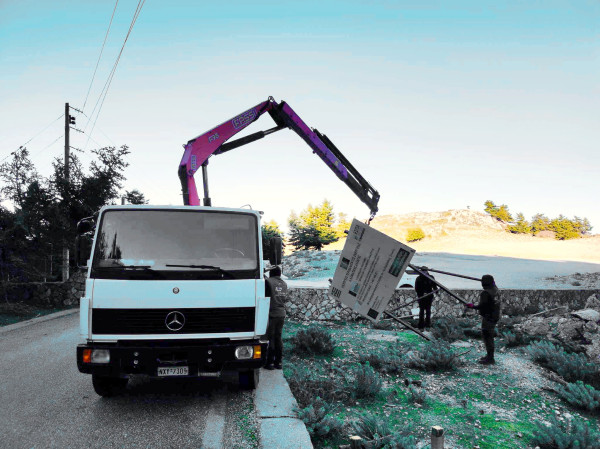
(91, 349, 110, 364)
(234, 346, 253, 360)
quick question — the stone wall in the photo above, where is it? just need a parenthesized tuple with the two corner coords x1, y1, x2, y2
(2, 277, 598, 320)
(286, 287, 600, 322)
(0, 271, 85, 307)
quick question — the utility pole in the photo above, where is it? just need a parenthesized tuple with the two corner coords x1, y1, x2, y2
(62, 103, 71, 282)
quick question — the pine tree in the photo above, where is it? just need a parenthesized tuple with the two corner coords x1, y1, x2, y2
(483, 200, 512, 223)
(531, 213, 550, 235)
(508, 213, 531, 234)
(261, 219, 282, 255)
(287, 200, 340, 250)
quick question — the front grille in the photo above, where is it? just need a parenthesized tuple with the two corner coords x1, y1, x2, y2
(92, 307, 255, 335)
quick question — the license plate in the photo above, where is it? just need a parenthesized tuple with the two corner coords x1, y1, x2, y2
(158, 366, 189, 377)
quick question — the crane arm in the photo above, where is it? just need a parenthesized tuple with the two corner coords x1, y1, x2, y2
(179, 97, 379, 218)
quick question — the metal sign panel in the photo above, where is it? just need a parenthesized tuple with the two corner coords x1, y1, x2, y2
(329, 219, 415, 322)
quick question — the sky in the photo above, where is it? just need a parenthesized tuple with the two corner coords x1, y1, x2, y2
(1, 0, 598, 233)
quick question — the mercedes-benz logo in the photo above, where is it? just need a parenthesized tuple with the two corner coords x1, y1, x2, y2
(173, 287, 180, 294)
(165, 311, 185, 331)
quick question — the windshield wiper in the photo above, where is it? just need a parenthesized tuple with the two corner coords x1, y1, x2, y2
(98, 264, 154, 270)
(94, 265, 165, 278)
(165, 264, 236, 279)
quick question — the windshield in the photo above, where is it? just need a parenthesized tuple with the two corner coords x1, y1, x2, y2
(91, 209, 259, 280)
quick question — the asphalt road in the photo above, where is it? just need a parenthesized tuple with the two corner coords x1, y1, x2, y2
(0, 313, 258, 449)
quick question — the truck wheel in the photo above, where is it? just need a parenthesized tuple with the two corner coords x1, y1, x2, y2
(238, 369, 260, 390)
(92, 375, 128, 397)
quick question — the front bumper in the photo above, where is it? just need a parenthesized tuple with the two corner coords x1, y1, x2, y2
(77, 339, 268, 378)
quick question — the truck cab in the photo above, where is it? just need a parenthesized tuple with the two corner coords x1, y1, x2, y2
(76, 205, 274, 396)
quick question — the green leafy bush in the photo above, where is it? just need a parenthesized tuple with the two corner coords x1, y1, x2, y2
(351, 412, 416, 449)
(351, 363, 383, 399)
(358, 348, 404, 374)
(406, 228, 425, 242)
(291, 325, 335, 355)
(531, 415, 600, 449)
(296, 396, 344, 441)
(408, 340, 460, 372)
(556, 381, 600, 413)
(527, 341, 598, 384)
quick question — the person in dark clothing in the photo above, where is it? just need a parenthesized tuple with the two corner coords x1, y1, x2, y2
(467, 274, 501, 365)
(265, 266, 287, 370)
(415, 269, 438, 329)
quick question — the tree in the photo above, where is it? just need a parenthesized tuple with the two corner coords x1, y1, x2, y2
(549, 215, 580, 240)
(484, 200, 497, 216)
(124, 189, 149, 205)
(0, 147, 39, 208)
(261, 220, 282, 256)
(287, 200, 341, 250)
(334, 212, 351, 239)
(0, 144, 144, 283)
(530, 213, 550, 235)
(573, 216, 593, 235)
(508, 213, 531, 234)
(483, 200, 512, 223)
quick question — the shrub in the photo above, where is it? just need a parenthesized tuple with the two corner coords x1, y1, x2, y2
(296, 396, 344, 441)
(531, 415, 600, 449)
(409, 340, 460, 372)
(286, 365, 349, 408)
(291, 325, 335, 355)
(556, 381, 600, 413)
(358, 348, 404, 374)
(527, 341, 598, 384)
(430, 317, 467, 342)
(351, 363, 383, 399)
(351, 412, 416, 449)
(408, 384, 428, 405)
(501, 329, 533, 348)
(406, 228, 425, 242)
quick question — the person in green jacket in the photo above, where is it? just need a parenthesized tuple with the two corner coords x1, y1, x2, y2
(466, 274, 501, 365)
(265, 266, 288, 370)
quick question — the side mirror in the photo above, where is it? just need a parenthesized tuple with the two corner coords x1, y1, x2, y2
(268, 236, 282, 265)
(75, 234, 92, 269)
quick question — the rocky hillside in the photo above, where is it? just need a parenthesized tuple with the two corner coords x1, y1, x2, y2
(370, 209, 505, 241)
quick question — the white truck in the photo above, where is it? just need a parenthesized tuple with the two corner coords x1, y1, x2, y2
(76, 97, 379, 396)
(76, 205, 278, 395)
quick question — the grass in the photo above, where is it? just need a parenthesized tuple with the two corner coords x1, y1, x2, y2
(282, 319, 600, 449)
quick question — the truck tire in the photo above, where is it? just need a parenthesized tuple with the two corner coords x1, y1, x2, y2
(92, 375, 128, 397)
(238, 369, 260, 390)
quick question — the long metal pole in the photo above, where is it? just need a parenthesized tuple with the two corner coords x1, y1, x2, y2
(62, 103, 70, 282)
(409, 266, 482, 282)
(409, 264, 470, 306)
(383, 312, 431, 341)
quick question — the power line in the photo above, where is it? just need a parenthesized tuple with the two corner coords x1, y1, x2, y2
(29, 134, 65, 158)
(82, 0, 120, 112)
(72, 108, 116, 147)
(85, 0, 146, 148)
(0, 114, 64, 163)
